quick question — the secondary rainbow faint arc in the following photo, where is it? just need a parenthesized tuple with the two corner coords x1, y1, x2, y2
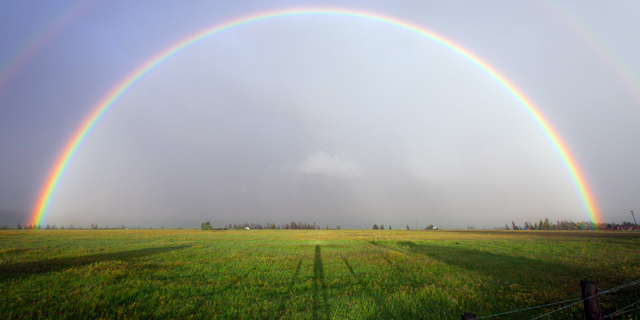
(30, 7, 601, 226)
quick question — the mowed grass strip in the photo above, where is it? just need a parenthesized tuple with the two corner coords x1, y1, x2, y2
(1, 229, 639, 319)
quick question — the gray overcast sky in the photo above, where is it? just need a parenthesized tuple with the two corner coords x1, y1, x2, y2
(1, 1, 639, 229)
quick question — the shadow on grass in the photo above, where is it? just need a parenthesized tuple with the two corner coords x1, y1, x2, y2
(294, 259, 303, 281)
(274, 246, 329, 319)
(0, 245, 190, 281)
(399, 241, 587, 279)
(393, 241, 627, 319)
(355, 241, 597, 319)
(343, 252, 437, 319)
(343, 256, 356, 278)
(313, 244, 329, 320)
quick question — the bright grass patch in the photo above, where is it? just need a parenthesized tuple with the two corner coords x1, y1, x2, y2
(1, 229, 639, 319)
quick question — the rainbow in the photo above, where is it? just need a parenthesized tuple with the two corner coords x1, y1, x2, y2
(0, 1, 97, 99)
(540, 0, 640, 105)
(29, 7, 601, 226)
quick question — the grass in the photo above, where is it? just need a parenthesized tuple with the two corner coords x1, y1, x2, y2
(1, 229, 639, 319)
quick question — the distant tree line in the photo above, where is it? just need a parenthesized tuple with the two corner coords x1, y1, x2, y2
(201, 222, 226, 230)
(503, 219, 638, 231)
(201, 221, 341, 230)
(372, 224, 394, 230)
(4, 223, 132, 230)
(373, 224, 435, 230)
(3, 218, 636, 231)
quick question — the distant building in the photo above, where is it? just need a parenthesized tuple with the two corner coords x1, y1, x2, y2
(617, 225, 638, 231)
(244, 227, 250, 230)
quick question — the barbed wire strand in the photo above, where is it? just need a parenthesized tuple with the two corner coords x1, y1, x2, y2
(606, 305, 640, 318)
(528, 279, 640, 320)
(600, 279, 640, 294)
(477, 298, 581, 319)
(601, 298, 640, 319)
(474, 279, 640, 320)
(529, 297, 587, 320)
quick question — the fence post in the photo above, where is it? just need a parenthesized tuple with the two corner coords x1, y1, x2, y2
(580, 280, 601, 320)
(461, 312, 477, 320)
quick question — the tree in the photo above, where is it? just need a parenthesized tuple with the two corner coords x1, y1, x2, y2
(373, 224, 379, 230)
(380, 224, 384, 230)
(505, 224, 510, 230)
(389, 226, 392, 230)
(511, 221, 518, 230)
(336, 225, 340, 230)
(406, 225, 410, 230)
(201, 221, 212, 230)
(543, 218, 551, 230)
(426, 224, 434, 230)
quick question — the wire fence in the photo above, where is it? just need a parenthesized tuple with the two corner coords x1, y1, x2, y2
(477, 298, 582, 319)
(602, 298, 640, 319)
(473, 278, 640, 319)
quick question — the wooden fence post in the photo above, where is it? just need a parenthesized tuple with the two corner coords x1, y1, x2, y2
(461, 312, 477, 320)
(580, 280, 601, 320)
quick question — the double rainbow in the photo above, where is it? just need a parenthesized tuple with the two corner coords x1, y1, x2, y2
(29, 7, 601, 226)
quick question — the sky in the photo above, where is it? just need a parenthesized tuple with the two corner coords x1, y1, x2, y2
(1, 1, 639, 229)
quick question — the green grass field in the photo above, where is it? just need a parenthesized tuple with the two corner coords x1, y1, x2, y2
(1, 229, 639, 319)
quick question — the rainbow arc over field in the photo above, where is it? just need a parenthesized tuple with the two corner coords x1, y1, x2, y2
(29, 7, 601, 226)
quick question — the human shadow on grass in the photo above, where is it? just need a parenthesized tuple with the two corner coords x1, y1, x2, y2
(273, 246, 328, 319)
(312, 245, 329, 320)
(0, 245, 190, 281)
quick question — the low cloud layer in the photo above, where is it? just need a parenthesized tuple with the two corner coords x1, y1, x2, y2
(281, 151, 364, 179)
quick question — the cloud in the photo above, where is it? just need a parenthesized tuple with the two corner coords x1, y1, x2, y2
(281, 151, 364, 179)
